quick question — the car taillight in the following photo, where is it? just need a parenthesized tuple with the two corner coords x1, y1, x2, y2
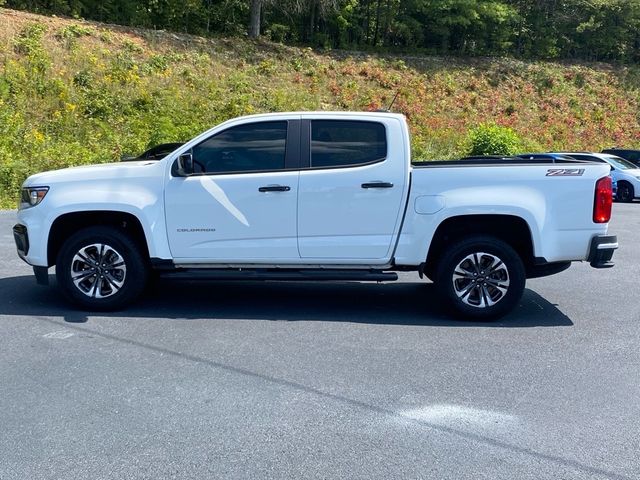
(593, 176, 613, 223)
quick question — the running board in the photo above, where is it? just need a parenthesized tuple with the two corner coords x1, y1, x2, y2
(159, 268, 399, 282)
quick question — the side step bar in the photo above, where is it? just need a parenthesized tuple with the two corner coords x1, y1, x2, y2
(159, 268, 399, 282)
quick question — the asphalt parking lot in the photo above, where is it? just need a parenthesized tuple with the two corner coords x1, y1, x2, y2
(1, 204, 639, 480)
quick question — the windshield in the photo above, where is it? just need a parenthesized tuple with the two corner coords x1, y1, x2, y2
(602, 154, 637, 170)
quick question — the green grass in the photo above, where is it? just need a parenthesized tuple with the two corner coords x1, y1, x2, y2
(2, 8, 640, 208)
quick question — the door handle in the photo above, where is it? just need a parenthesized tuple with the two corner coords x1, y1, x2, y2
(361, 182, 394, 189)
(259, 185, 291, 192)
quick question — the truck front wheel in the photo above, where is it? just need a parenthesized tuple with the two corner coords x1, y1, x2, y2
(55, 226, 149, 311)
(435, 236, 525, 320)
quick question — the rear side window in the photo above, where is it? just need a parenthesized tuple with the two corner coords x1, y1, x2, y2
(311, 120, 387, 168)
(192, 121, 287, 174)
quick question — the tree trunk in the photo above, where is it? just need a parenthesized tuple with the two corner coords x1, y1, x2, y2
(249, 0, 261, 38)
(365, 0, 371, 44)
(382, 0, 392, 46)
(205, 0, 211, 33)
(373, 0, 382, 46)
(309, 0, 317, 41)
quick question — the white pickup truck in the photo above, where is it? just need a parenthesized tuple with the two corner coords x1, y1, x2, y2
(13, 112, 618, 319)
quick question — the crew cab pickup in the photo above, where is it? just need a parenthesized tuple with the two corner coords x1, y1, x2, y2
(13, 112, 618, 319)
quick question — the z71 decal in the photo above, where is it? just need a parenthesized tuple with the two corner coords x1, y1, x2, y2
(546, 168, 585, 177)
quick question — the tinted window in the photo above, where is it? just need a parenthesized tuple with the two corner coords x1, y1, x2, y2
(602, 155, 637, 170)
(606, 150, 640, 163)
(139, 143, 184, 160)
(518, 154, 552, 160)
(518, 154, 575, 162)
(568, 154, 603, 162)
(311, 120, 387, 168)
(192, 121, 287, 174)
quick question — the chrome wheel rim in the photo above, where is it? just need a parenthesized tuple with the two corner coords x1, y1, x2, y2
(70, 243, 127, 298)
(452, 252, 510, 309)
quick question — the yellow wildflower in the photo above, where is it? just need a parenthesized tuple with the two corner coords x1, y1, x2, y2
(32, 129, 45, 143)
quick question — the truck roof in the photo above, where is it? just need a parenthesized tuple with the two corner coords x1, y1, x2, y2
(223, 111, 406, 122)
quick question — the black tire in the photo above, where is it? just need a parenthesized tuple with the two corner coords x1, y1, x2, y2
(55, 226, 149, 311)
(617, 182, 634, 203)
(435, 236, 526, 320)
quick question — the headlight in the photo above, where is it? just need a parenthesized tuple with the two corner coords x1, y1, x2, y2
(19, 186, 49, 209)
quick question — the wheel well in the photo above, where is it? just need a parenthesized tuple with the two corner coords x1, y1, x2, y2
(425, 215, 535, 277)
(618, 180, 634, 190)
(47, 211, 149, 266)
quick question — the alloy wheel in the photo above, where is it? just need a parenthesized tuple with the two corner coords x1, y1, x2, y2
(452, 252, 510, 308)
(70, 243, 127, 298)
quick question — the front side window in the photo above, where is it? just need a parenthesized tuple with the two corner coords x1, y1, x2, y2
(192, 121, 287, 174)
(311, 120, 387, 168)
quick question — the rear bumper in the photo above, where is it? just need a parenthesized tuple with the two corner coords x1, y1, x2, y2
(587, 235, 618, 268)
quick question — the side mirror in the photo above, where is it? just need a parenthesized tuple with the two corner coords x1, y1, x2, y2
(177, 152, 194, 176)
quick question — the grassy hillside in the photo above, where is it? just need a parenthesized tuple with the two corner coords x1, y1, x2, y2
(2, 8, 640, 208)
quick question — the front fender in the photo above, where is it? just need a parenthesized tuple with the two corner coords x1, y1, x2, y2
(18, 186, 170, 267)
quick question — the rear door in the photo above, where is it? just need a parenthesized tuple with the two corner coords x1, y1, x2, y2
(297, 115, 409, 261)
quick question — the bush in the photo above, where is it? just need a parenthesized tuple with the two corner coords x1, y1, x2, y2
(267, 23, 289, 43)
(468, 124, 522, 156)
(56, 24, 94, 40)
(14, 23, 47, 56)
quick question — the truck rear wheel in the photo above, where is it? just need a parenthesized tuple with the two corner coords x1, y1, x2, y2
(435, 236, 525, 320)
(55, 226, 149, 311)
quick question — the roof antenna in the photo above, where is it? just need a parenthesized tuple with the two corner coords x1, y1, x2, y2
(376, 91, 400, 112)
(387, 91, 400, 111)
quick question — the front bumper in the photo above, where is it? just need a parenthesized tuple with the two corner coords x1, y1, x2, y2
(15, 205, 50, 267)
(14, 223, 49, 285)
(587, 235, 618, 269)
(13, 224, 29, 260)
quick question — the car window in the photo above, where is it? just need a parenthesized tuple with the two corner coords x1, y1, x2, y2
(602, 155, 637, 170)
(311, 120, 387, 168)
(140, 143, 184, 160)
(519, 154, 554, 160)
(568, 154, 602, 162)
(604, 150, 640, 162)
(192, 121, 287, 174)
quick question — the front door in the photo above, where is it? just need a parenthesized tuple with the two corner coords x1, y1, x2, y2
(165, 119, 301, 262)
